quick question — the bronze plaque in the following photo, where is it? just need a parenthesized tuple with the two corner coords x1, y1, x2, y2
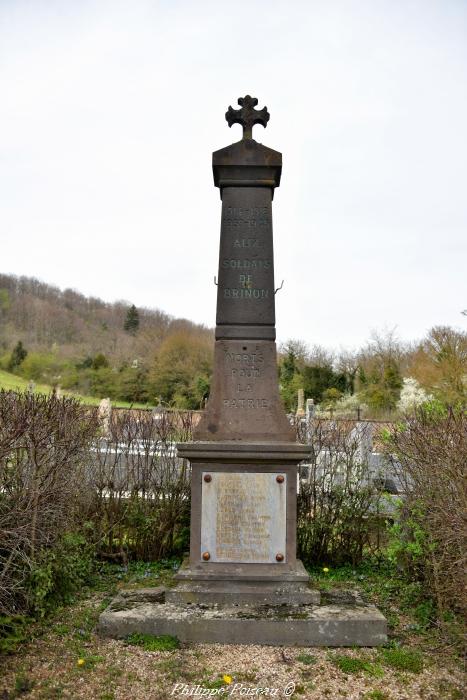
(201, 472, 286, 563)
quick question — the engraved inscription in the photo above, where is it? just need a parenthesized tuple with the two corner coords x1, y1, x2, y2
(233, 238, 263, 248)
(223, 206, 270, 229)
(216, 188, 275, 326)
(224, 288, 269, 299)
(224, 219, 269, 228)
(222, 259, 271, 270)
(225, 352, 264, 363)
(226, 207, 268, 217)
(223, 348, 266, 406)
(216, 478, 269, 560)
(223, 398, 269, 408)
(201, 472, 287, 563)
(231, 367, 260, 378)
(220, 242, 272, 303)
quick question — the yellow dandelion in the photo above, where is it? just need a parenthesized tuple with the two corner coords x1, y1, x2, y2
(77, 658, 85, 667)
(322, 567, 329, 573)
(223, 674, 233, 684)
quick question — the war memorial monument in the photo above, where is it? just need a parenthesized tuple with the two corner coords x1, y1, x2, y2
(99, 96, 387, 646)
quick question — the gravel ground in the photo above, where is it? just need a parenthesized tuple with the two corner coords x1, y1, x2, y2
(1, 595, 464, 700)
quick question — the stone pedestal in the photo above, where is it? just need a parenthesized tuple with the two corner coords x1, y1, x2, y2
(98, 587, 387, 647)
(169, 441, 319, 608)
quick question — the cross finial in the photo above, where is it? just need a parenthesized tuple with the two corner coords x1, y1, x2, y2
(225, 95, 270, 140)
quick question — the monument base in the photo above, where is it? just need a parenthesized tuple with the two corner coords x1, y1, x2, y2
(98, 587, 387, 647)
(167, 558, 320, 606)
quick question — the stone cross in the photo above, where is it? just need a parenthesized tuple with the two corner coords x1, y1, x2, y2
(225, 95, 270, 140)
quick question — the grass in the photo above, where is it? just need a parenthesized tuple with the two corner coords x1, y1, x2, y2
(116, 559, 181, 589)
(13, 673, 35, 696)
(125, 633, 179, 652)
(330, 654, 384, 677)
(308, 557, 465, 664)
(0, 369, 153, 409)
(380, 647, 424, 673)
(75, 654, 105, 670)
(0, 616, 31, 655)
(0, 560, 180, 657)
(0, 369, 51, 394)
(297, 653, 317, 665)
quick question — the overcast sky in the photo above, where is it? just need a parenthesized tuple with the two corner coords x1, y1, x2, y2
(1, 0, 466, 351)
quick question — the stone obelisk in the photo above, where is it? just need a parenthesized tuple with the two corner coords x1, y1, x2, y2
(194, 95, 294, 443)
(99, 97, 388, 646)
(173, 96, 316, 605)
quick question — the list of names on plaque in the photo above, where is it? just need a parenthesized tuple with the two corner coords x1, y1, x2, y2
(201, 472, 286, 563)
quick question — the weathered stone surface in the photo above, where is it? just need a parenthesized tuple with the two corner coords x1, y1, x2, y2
(167, 559, 319, 607)
(194, 340, 294, 441)
(177, 441, 311, 462)
(194, 101, 291, 442)
(212, 138, 281, 191)
(174, 557, 311, 582)
(216, 187, 275, 331)
(98, 597, 387, 647)
(165, 580, 320, 607)
(225, 96, 270, 141)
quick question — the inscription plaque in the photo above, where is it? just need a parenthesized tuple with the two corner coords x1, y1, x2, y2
(200, 472, 286, 563)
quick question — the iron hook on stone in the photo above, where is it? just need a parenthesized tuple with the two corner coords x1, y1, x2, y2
(225, 95, 270, 140)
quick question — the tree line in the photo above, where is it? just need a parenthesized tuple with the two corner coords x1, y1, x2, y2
(1, 273, 465, 413)
(278, 327, 466, 416)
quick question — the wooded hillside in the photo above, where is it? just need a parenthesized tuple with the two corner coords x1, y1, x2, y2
(0, 273, 213, 407)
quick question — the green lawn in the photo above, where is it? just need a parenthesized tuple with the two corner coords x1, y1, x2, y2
(0, 369, 153, 409)
(0, 369, 51, 394)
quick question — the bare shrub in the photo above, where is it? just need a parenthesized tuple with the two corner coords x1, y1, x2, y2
(384, 407, 467, 617)
(296, 418, 383, 566)
(0, 391, 99, 614)
(88, 409, 193, 561)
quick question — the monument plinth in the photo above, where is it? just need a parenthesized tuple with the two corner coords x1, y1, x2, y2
(98, 97, 387, 646)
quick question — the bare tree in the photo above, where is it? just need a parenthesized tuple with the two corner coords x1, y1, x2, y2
(385, 407, 467, 620)
(0, 391, 99, 614)
(295, 418, 383, 566)
(89, 409, 193, 561)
